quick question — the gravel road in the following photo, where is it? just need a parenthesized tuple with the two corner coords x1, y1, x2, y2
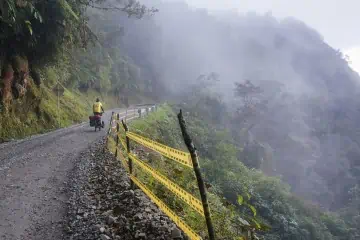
(0, 109, 132, 240)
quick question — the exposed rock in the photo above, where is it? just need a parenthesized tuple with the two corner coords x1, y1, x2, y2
(100, 234, 111, 240)
(107, 215, 116, 225)
(171, 227, 182, 239)
(102, 210, 113, 217)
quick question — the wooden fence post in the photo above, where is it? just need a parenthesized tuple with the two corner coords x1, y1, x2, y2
(177, 109, 215, 240)
(115, 131, 119, 158)
(114, 114, 121, 158)
(122, 119, 134, 189)
(104, 111, 115, 153)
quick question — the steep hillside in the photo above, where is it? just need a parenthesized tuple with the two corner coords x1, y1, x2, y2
(0, 0, 157, 140)
(113, 0, 360, 220)
(128, 104, 358, 240)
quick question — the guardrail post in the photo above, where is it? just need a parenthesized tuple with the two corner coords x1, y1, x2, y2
(115, 126, 119, 159)
(177, 109, 215, 240)
(138, 109, 142, 118)
(122, 119, 134, 189)
(103, 111, 115, 153)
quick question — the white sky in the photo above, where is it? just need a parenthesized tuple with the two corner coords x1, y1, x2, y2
(345, 47, 360, 74)
(181, 0, 360, 73)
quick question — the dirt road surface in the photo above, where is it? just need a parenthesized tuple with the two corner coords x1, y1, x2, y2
(0, 109, 134, 240)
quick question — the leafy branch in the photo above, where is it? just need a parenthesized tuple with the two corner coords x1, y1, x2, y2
(78, 0, 158, 19)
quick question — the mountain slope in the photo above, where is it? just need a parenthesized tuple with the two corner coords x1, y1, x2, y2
(115, 0, 360, 213)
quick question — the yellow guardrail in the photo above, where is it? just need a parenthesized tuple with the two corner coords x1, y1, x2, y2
(106, 107, 213, 240)
(117, 120, 126, 132)
(126, 131, 193, 168)
(130, 175, 203, 240)
(129, 153, 204, 216)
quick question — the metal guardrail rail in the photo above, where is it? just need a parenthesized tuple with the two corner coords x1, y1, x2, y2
(105, 105, 215, 240)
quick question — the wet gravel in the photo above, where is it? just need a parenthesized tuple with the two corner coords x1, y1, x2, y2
(64, 140, 183, 240)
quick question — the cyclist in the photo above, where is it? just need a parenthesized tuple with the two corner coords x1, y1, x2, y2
(93, 98, 104, 115)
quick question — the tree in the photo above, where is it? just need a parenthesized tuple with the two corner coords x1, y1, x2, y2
(0, 0, 157, 110)
(233, 80, 265, 132)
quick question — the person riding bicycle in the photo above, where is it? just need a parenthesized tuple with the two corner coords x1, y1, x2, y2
(93, 98, 104, 116)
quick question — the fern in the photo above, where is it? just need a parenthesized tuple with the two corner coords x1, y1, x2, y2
(59, 0, 79, 21)
(24, 20, 32, 35)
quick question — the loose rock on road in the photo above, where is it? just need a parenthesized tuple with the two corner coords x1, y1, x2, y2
(65, 140, 180, 240)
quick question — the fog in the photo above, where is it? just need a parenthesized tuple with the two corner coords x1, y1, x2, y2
(172, 0, 360, 74)
(181, 0, 360, 50)
(128, 0, 358, 96)
(114, 0, 360, 209)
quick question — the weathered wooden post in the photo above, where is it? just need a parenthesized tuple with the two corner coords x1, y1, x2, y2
(115, 122, 120, 159)
(138, 108, 142, 118)
(103, 111, 115, 153)
(177, 109, 215, 240)
(122, 119, 134, 189)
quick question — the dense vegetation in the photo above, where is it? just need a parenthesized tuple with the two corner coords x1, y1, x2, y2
(116, 2, 360, 238)
(129, 104, 358, 239)
(0, 0, 156, 140)
(128, 105, 263, 240)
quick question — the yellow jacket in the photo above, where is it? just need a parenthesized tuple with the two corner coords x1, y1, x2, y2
(93, 102, 103, 113)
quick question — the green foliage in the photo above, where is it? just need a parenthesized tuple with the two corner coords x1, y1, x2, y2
(0, 0, 156, 140)
(43, 67, 58, 87)
(67, 14, 147, 97)
(0, 0, 157, 96)
(129, 104, 357, 240)
(99, 65, 112, 92)
(0, 79, 85, 139)
(129, 105, 263, 239)
(59, 0, 79, 21)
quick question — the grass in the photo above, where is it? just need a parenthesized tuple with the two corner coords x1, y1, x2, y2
(0, 80, 152, 141)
